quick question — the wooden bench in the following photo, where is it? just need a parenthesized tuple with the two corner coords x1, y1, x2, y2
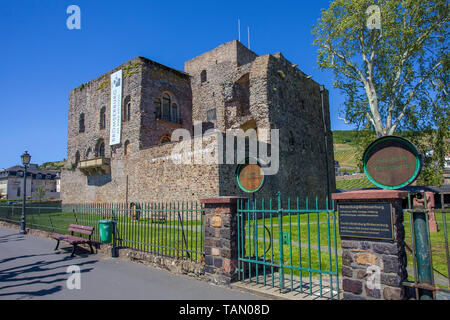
(51, 224, 95, 257)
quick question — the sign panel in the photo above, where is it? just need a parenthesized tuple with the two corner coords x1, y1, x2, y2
(236, 160, 265, 193)
(338, 202, 394, 240)
(109, 70, 122, 146)
(363, 136, 422, 189)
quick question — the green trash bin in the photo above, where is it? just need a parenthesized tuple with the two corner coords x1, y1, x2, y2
(99, 219, 114, 244)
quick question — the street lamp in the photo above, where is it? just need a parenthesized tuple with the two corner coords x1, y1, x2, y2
(20, 151, 31, 235)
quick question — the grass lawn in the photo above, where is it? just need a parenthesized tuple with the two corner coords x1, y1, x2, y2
(336, 178, 376, 189)
(241, 212, 342, 280)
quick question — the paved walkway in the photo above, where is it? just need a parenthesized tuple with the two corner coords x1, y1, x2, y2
(0, 228, 260, 300)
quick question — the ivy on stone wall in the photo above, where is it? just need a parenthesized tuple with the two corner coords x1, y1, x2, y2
(96, 75, 110, 91)
(123, 62, 143, 78)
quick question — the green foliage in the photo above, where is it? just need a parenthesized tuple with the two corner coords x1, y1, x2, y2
(336, 177, 376, 189)
(123, 62, 143, 78)
(38, 161, 66, 170)
(34, 186, 46, 201)
(313, 0, 448, 136)
(315, 1, 449, 185)
(333, 130, 358, 144)
(96, 75, 109, 91)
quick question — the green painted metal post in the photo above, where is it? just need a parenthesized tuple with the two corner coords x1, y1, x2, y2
(277, 192, 284, 290)
(413, 210, 434, 300)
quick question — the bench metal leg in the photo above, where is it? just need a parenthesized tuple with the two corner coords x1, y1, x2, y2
(89, 242, 94, 254)
(70, 244, 78, 257)
(54, 240, 60, 251)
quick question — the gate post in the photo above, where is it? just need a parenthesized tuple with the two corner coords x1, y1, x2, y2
(200, 197, 247, 286)
(332, 190, 408, 300)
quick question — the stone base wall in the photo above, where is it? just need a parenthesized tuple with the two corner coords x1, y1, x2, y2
(333, 191, 408, 300)
(341, 239, 407, 300)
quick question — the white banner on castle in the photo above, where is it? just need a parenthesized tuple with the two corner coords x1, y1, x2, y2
(109, 69, 122, 146)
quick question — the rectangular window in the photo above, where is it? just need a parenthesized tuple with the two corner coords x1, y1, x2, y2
(207, 108, 216, 121)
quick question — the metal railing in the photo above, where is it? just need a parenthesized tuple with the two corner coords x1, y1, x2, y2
(0, 201, 205, 263)
(237, 193, 341, 300)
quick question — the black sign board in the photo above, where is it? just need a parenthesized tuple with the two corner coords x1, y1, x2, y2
(338, 202, 394, 240)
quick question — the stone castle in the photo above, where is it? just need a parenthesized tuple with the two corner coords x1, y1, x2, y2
(61, 40, 336, 204)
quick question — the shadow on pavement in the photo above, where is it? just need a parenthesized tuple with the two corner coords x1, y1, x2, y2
(0, 237, 98, 298)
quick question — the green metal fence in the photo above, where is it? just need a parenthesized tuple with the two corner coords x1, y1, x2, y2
(0, 201, 205, 262)
(237, 193, 341, 299)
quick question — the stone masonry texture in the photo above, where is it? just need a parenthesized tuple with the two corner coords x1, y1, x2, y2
(338, 198, 408, 300)
(62, 40, 336, 204)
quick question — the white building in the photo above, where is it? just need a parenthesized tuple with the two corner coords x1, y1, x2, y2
(0, 164, 60, 200)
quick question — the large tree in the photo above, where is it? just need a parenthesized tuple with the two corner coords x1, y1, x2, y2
(313, 0, 448, 135)
(313, 0, 449, 184)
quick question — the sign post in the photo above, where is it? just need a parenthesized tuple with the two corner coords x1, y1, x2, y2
(332, 135, 424, 300)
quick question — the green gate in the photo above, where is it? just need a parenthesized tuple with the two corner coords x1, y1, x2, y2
(237, 193, 341, 299)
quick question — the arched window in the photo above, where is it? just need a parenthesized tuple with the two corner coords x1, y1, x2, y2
(95, 139, 105, 158)
(155, 93, 179, 124)
(160, 134, 171, 144)
(154, 98, 161, 120)
(123, 96, 131, 122)
(162, 94, 171, 122)
(124, 140, 130, 156)
(99, 107, 106, 130)
(79, 113, 85, 133)
(201, 70, 207, 83)
(171, 103, 178, 123)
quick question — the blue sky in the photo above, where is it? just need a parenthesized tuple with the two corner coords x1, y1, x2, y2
(0, 0, 353, 169)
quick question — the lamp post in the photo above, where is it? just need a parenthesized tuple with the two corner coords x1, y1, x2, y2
(320, 85, 331, 205)
(20, 151, 31, 235)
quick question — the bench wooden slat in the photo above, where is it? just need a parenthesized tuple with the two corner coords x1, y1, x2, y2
(68, 227, 93, 235)
(51, 234, 89, 243)
(69, 224, 94, 232)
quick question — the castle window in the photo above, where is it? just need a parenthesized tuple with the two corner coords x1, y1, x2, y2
(99, 107, 106, 130)
(79, 113, 85, 133)
(155, 93, 179, 124)
(123, 96, 131, 122)
(17, 187, 21, 198)
(288, 130, 295, 146)
(160, 134, 171, 144)
(162, 94, 171, 122)
(201, 70, 207, 84)
(207, 109, 216, 121)
(171, 103, 178, 123)
(234, 73, 250, 116)
(154, 98, 161, 120)
(74, 151, 80, 168)
(95, 139, 105, 158)
(124, 140, 130, 156)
